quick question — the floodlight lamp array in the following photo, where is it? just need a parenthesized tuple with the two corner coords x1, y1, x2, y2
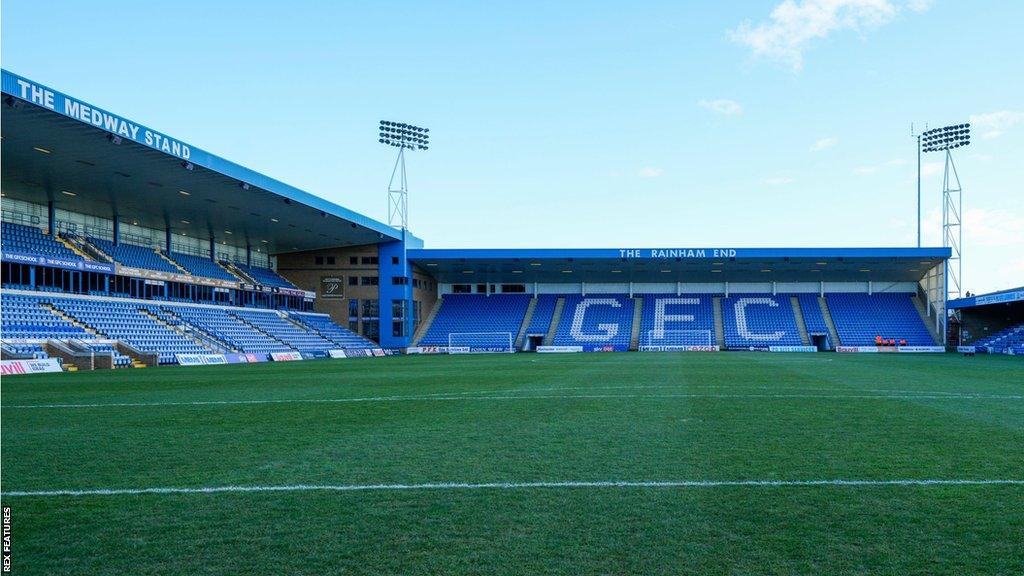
(379, 120, 429, 150)
(922, 123, 970, 152)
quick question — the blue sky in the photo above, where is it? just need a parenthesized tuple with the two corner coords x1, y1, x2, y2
(2, 0, 1022, 293)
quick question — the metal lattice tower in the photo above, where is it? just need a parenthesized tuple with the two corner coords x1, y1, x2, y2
(941, 149, 964, 300)
(379, 121, 429, 230)
(921, 123, 970, 301)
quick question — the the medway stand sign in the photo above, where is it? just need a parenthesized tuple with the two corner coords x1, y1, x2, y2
(4, 72, 193, 161)
(1, 358, 63, 375)
(836, 346, 946, 353)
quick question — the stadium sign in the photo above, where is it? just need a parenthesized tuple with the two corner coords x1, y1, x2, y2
(536, 346, 584, 353)
(619, 249, 738, 259)
(116, 265, 241, 289)
(406, 346, 447, 354)
(1, 358, 62, 375)
(6, 74, 192, 161)
(974, 290, 1024, 306)
(2, 250, 116, 274)
(175, 354, 229, 366)
(270, 352, 303, 362)
(837, 346, 945, 353)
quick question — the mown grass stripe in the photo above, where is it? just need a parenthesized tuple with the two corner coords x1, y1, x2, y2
(5, 479, 1023, 498)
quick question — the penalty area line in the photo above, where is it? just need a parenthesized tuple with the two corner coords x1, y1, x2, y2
(3, 479, 1023, 498)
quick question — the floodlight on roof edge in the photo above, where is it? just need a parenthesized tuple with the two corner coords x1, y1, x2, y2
(379, 120, 430, 230)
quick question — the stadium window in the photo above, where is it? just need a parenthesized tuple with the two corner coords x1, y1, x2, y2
(326, 256, 336, 265)
(391, 256, 399, 265)
(361, 276, 378, 286)
(453, 284, 471, 294)
(348, 298, 359, 318)
(501, 284, 526, 293)
(364, 320, 379, 340)
(477, 284, 487, 294)
(348, 276, 358, 286)
(391, 276, 409, 285)
(362, 299, 379, 318)
(361, 256, 379, 265)
(315, 256, 324, 265)
(349, 256, 358, 265)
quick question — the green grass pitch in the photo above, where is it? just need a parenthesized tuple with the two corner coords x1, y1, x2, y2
(2, 352, 1023, 575)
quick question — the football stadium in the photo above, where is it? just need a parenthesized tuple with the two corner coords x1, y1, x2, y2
(2, 5, 1023, 574)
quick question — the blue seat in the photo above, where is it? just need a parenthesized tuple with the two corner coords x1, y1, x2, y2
(826, 293, 935, 346)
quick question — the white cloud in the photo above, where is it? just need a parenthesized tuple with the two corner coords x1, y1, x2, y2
(921, 161, 943, 177)
(730, 1, 928, 70)
(853, 166, 878, 175)
(638, 167, 664, 178)
(764, 176, 796, 186)
(697, 99, 743, 116)
(964, 207, 1024, 248)
(887, 206, 1024, 294)
(810, 137, 838, 151)
(969, 110, 1024, 139)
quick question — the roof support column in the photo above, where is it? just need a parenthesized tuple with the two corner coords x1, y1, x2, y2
(725, 281, 730, 298)
(820, 281, 824, 298)
(112, 215, 120, 246)
(246, 245, 252, 268)
(165, 227, 172, 254)
(868, 281, 873, 296)
(47, 201, 56, 236)
(772, 281, 777, 296)
(628, 282, 633, 298)
(209, 235, 215, 261)
(581, 282, 586, 297)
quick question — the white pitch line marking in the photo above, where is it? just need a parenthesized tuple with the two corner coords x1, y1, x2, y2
(4, 392, 1023, 410)
(3, 479, 1022, 498)
(437, 385, 983, 396)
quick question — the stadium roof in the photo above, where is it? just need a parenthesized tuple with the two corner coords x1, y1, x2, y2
(1, 70, 409, 254)
(408, 247, 951, 284)
(947, 286, 1024, 310)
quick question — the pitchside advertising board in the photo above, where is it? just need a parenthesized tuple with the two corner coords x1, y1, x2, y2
(175, 353, 270, 365)
(1, 358, 62, 375)
(2, 251, 116, 274)
(836, 346, 946, 353)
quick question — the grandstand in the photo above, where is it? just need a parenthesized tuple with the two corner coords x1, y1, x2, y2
(0, 68, 976, 375)
(948, 287, 1024, 354)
